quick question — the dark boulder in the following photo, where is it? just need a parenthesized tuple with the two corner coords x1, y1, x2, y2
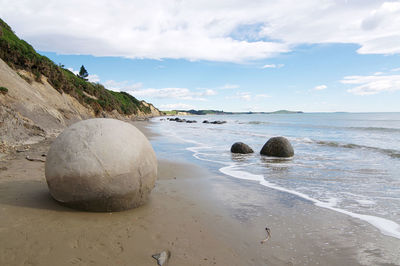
(211, 120, 227, 124)
(260, 137, 294, 157)
(169, 117, 186, 122)
(231, 142, 254, 154)
(202, 120, 226, 124)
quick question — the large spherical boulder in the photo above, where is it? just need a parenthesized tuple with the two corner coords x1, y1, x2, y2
(260, 137, 294, 158)
(231, 142, 254, 154)
(45, 118, 157, 212)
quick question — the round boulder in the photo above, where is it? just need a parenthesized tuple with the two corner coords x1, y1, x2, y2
(231, 142, 254, 154)
(260, 137, 294, 157)
(45, 118, 157, 212)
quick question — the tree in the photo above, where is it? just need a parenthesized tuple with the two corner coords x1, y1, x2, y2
(78, 65, 88, 81)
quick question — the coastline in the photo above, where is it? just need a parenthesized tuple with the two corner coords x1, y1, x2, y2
(0, 121, 399, 265)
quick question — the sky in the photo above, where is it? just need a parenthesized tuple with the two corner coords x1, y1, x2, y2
(1, 0, 400, 112)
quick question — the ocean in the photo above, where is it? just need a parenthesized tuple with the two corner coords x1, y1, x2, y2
(150, 112, 400, 240)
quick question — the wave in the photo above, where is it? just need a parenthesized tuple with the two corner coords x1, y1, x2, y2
(154, 119, 400, 240)
(234, 120, 400, 134)
(349, 126, 400, 133)
(238, 121, 270, 125)
(219, 165, 400, 240)
(315, 140, 400, 159)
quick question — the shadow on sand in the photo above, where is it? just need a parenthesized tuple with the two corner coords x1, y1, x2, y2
(0, 179, 74, 212)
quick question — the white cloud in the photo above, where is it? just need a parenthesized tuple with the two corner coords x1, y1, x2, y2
(313, 85, 327, 91)
(127, 87, 215, 101)
(104, 80, 143, 92)
(2, 0, 400, 62)
(87, 74, 100, 83)
(256, 94, 271, 98)
(203, 89, 217, 96)
(160, 103, 194, 110)
(391, 67, 400, 72)
(262, 64, 276, 69)
(227, 92, 252, 101)
(219, 84, 240, 90)
(240, 93, 252, 101)
(67, 68, 78, 75)
(262, 64, 284, 69)
(342, 74, 400, 95)
(67, 67, 99, 83)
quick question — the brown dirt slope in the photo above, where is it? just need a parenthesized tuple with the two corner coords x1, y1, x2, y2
(0, 58, 161, 147)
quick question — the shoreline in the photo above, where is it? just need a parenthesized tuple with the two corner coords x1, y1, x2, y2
(0, 120, 399, 265)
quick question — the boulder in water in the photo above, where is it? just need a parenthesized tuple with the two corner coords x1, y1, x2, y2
(231, 142, 254, 154)
(45, 118, 157, 212)
(260, 136, 294, 157)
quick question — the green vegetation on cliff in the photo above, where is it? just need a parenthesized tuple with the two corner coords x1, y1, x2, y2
(0, 18, 156, 116)
(0, 86, 8, 94)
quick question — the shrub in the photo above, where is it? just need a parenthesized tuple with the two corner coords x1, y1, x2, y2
(0, 86, 8, 94)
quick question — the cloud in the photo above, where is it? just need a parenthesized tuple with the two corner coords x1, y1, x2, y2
(391, 67, 400, 72)
(342, 74, 400, 95)
(227, 92, 252, 101)
(67, 67, 99, 83)
(219, 84, 240, 90)
(160, 103, 194, 110)
(239, 93, 252, 101)
(262, 64, 284, 69)
(127, 87, 215, 100)
(202, 89, 217, 96)
(313, 85, 327, 91)
(256, 94, 271, 98)
(104, 80, 143, 92)
(67, 68, 78, 75)
(2, 1, 400, 62)
(87, 74, 100, 83)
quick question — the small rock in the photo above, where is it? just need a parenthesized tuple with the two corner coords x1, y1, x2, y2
(152, 250, 171, 266)
(26, 155, 46, 162)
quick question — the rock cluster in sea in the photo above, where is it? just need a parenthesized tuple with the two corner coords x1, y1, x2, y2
(45, 118, 157, 212)
(167, 117, 197, 123)
(166, 117, 227, 124)
(202, 120, 227, 124)
(230, 136, 294, 158)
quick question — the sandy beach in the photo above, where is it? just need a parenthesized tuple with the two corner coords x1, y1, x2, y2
(0, 121, 399, 266)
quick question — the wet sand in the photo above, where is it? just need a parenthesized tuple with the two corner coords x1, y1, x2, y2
(0, 121, 399, 265)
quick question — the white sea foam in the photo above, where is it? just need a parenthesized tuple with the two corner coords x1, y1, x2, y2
(153, 115, 400, 240)
(356, 199, 376, 205)
(219, 165, 400, 240)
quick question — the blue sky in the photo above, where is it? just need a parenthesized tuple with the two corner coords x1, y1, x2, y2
(1, 0, 400, 112)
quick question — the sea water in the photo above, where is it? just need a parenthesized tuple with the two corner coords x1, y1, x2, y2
(150, 113, 400, 239)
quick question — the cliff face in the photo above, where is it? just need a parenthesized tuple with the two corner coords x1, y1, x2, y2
(0, 19, 163, 147)
(0, 58, 162, 147)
